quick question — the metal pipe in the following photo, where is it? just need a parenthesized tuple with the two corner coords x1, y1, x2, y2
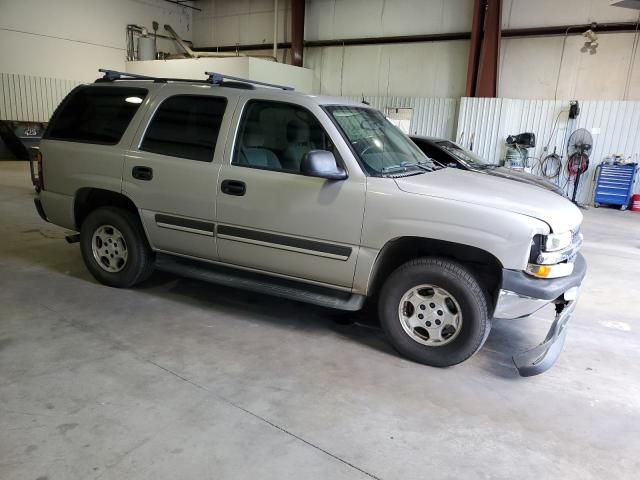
(193, 21, 639, 53)
(162, 0, 201, 11)
(164, 23, 196, 57)
(273, 0, 278, 60)
(128, 24, 191, 44)
(163, 23, 251, 58)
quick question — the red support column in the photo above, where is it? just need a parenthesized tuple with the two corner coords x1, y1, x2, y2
(291, 0, 305, 67)
(465, 0, 484, 97)
(465, 0, 502, 97)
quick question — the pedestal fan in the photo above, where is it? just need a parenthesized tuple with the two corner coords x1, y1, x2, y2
(566, 128, 593, 204)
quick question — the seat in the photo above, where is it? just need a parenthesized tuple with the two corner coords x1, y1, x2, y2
(282, 119, 313, 171)
(238, 129, 281, 169)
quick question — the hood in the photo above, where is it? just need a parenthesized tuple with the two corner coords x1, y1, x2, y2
(395, 168, 582, 232)
(479, 167, 565, 196)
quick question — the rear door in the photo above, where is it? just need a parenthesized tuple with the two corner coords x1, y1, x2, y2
(123, 86, 237, 260)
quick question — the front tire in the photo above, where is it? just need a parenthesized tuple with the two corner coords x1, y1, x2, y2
(378, 257, 490, 367)
(80, 207, 154, 288)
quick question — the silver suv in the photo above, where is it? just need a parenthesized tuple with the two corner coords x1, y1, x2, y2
(32, 69, 586, 376)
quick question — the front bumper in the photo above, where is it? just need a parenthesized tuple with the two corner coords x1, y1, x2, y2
(494, 253, 587, 376)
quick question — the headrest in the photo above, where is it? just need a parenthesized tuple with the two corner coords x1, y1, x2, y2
(243, 125, 264, 148)
(287, 119, 310, 143)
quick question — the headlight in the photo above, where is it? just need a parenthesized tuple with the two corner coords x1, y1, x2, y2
(526, 229, 582, 278)
(544, 231, 572, 252)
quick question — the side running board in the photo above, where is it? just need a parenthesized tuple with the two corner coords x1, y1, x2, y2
(155, 254, 365, 311)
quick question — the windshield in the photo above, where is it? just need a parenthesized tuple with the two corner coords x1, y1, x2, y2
(327, 106, 435, 176)
(436, 141, 493, 168)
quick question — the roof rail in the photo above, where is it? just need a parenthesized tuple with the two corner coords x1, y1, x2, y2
(205, 71, 294, 91)
(96, 69, 208, 84)
(97, 69, 164, 82)
(95, 69, 295, 91)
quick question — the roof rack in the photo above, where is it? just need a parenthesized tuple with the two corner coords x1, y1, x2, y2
(95, 69, 294, 91)
(205, 71, 294, 91)
(96, 69, 209, 84)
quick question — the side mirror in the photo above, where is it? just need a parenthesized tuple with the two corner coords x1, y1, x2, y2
(300, 150, 347, 180)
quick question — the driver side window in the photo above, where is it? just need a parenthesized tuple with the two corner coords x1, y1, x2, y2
(233, 100, 336, 173)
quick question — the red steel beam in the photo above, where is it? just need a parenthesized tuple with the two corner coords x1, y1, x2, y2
(465, 0, 502, 97)
(291, 0, 305, 67)
(465, 0, 484, 97)
(475, 0, 501, 97)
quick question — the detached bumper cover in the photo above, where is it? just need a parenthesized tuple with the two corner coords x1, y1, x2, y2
(512, 300, 575, 377)
(494, 253, 587, 376)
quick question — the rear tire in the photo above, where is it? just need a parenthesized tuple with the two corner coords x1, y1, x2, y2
(80, 207, 154, 288)
(378, 257, 490, 367)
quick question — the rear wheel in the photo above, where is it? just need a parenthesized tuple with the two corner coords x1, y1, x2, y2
(378, 257, 490, 367)
(80, 207, 154, 288)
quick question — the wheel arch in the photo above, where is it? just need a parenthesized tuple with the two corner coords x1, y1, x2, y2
(367, 236, 504, 313)
(73, 187, 140, 230)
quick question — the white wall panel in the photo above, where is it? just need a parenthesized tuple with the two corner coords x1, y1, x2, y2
(0, 0, 191, 81)
(502, 0, 639, 28)
(0, 73, 80, 122)
(305, 0, 472, 41)
(344, 95, 459, 139)
(499, 33, 640, 100)
(306, 41, 469, 97)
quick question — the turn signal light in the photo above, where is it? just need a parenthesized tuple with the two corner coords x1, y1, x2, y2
(526, 262, 574, 279)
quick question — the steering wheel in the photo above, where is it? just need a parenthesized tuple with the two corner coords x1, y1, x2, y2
(355, 136, 384, 156)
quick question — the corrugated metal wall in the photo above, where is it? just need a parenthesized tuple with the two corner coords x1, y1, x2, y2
(344, 96, 459, 140)
(0, 73, 81, 123)
(457, 97, 640, 203)
(456, 98, 569, 163)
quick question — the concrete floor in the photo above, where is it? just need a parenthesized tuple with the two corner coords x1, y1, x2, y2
(1, 161, 639, 480)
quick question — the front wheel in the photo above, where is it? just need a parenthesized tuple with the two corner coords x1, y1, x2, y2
(378, 258, 490, 367)
(80, 207, 155, 288)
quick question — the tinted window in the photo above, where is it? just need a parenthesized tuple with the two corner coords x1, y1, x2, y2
(46, 86, 147, 145)
(141, 95, 227, 162)
(412, 139, 447, 163)
(233, 100, 337, 173)
(436, 141, 490, 167)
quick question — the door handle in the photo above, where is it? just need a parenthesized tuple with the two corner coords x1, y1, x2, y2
(132, 166, 153, 181)
(221, 179, 246, 196)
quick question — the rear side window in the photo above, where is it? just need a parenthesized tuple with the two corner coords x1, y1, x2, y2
(45, 86, 147, 145)
(140, 95, 227, 162)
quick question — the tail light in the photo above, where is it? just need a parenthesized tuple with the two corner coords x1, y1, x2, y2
(29, 147, 44, 191)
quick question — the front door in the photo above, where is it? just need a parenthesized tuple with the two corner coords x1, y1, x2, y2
(123, 90, 234, 260)
(215, 98, 366, 288)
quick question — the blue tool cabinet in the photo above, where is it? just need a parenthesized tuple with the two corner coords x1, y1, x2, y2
(593, 163, 638, 209)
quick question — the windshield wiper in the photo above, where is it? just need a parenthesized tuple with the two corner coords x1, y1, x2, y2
(381, 161, 433, 176)
(414, 160, 435, 171)
(381, 162, 416, 173)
